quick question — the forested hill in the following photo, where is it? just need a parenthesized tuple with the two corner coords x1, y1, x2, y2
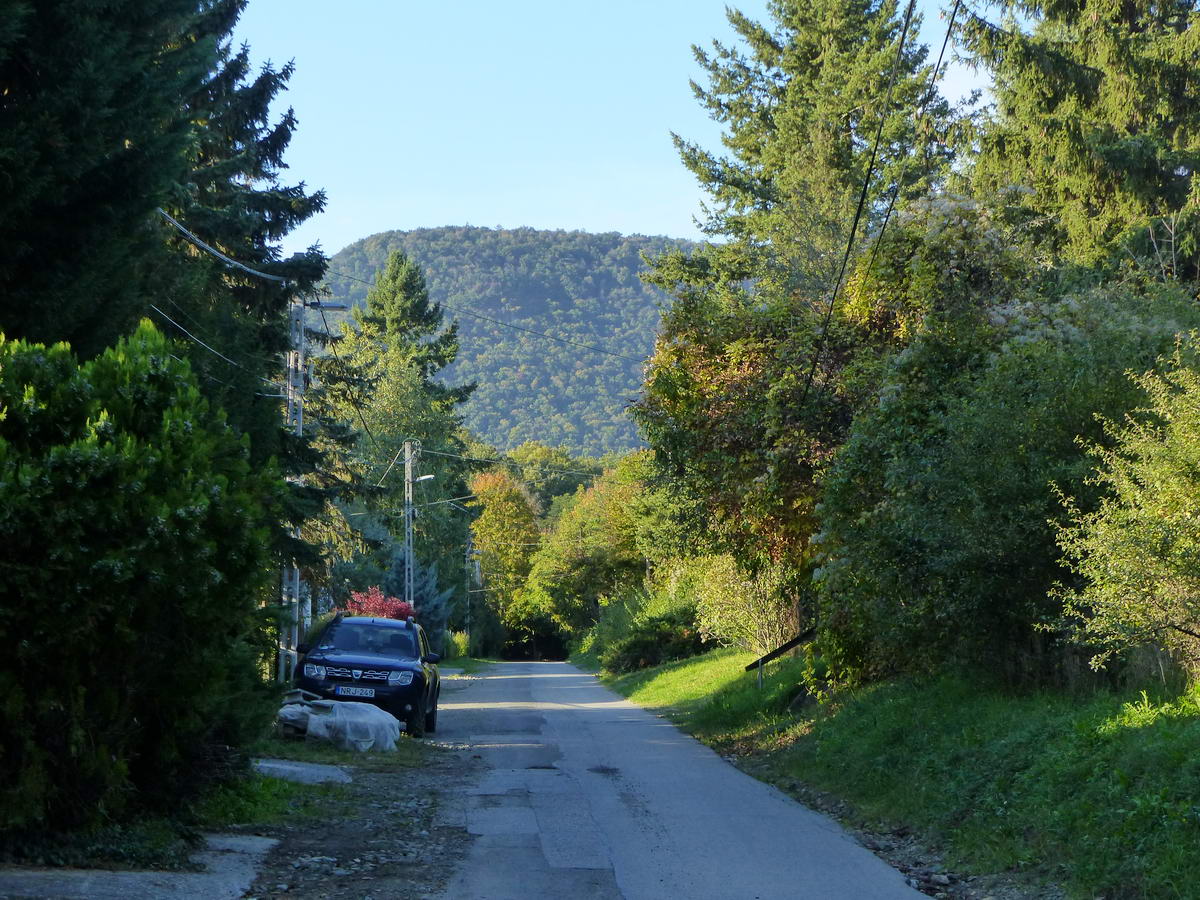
(323, 226, 690, 455)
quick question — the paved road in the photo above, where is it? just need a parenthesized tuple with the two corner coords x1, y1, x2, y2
(434, 661, 920, 900)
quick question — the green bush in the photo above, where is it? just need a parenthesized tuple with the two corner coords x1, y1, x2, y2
(0, 324, 282, 831)
(600, 608, 707, 673)
(443, 630, 470, 659)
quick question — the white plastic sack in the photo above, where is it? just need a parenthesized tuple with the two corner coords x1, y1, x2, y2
(278, 703, 311, 732)
(303, 700, 401, 752)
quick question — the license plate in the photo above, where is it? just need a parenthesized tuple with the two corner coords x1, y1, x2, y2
(334, 686, 375, 698)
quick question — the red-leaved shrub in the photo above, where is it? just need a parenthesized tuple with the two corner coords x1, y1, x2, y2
(341, 586, 415, 620)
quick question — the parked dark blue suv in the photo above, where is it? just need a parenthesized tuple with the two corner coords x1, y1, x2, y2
(296, 615, 441, 737)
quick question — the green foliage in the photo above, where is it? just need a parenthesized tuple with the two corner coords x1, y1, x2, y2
(678, 0, 953, 282)
(442, 630, 471, 660)
(523, 454, 648, 635)
(598, 608, 706, 674)
(505, 441, 601, 517)
(818, 273, 1200, 681)
(0, 0, 215, 355)
(637, 0, 959, 578)
(691, 555, 802, 655)
(468, 470, 541, 629)
(779, 678, 1200, 898)
(1058, 336, 1200, 672)
(323, 227, 690, 455)
(963, 0, 1200, 275)
(0, 324, 282, 831)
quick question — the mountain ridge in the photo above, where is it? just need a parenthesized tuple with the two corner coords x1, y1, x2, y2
(322, 225, 692, 455)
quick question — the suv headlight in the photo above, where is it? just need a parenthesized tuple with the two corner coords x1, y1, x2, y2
(388, 671, 414, 686)
(303, 663, 326, 680)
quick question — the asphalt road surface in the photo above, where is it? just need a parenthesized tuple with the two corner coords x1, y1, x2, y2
(434, 661, 921, 900)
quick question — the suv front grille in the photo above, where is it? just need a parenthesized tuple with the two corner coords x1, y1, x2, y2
(326, 667, 391, 681)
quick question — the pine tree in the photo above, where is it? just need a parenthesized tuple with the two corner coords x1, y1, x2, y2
(671, 0, 951, 293)
(353, 250, 469, 400)
(963, 0, 1200, 274)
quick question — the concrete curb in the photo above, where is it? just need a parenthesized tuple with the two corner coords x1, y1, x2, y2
(253, 758, 352, 784)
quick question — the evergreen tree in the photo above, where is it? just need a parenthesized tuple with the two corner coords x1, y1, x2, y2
(383, 553, 454, 649)
(311, 251, 474, 617)
(638, 0, 954, 563)
(158, 0, 328, 466)
(963, 0, 1200, 274)
(0, 0, 214, 356)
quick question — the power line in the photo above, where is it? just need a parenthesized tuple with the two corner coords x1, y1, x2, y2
(323, 268, 644, 363)
(149, 304, 283, 392)
(418, 446, 602, 480)
(796, 0, 920, 411)
(312, 299, 387, 459)
(157, 208, 290, 284)
(861, 0, 963, 280)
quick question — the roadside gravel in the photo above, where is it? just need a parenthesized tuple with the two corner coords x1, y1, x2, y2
(240, 740, 480, 900)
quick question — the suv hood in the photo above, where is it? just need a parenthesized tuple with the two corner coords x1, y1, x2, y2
(308, 650, 422, 670)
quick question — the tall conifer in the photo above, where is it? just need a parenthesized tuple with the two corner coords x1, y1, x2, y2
(963, 0, 1200, 274)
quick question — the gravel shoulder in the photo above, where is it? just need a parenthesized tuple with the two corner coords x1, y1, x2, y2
(242, 676, 484, 900)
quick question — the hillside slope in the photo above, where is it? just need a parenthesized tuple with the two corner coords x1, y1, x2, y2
(322, 226, 690, 455)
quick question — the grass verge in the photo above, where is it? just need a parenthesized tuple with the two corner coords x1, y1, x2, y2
(441, 656, 497, 676)
(601, 647, 1200, 899)
(0, 768, 346, 871)
(250, 733, 426, 772)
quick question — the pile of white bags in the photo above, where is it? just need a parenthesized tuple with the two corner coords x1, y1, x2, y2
(278, 695, 401, 752)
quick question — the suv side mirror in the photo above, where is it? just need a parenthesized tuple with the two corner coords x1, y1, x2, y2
(423, 652, 441, 664)
(297, 642, 310, 655)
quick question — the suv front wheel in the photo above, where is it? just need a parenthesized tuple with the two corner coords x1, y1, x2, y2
(406, 700, 426, 738)
(424, 693, 438, 734)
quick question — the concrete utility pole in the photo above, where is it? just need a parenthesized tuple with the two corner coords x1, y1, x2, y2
(277, 297, 346, 682)
(464, 536, 474, 644)
(402, 440, 434, 611)
(403, 439, 415, 611)
(278, 298, 305, 683)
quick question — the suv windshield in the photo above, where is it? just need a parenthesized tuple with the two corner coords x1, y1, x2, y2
(318, 621, 417, 659)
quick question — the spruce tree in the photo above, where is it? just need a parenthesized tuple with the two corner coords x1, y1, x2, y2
(963, 0, 1200, 274)
(0, 0, 214, 356)
(638, 0, 954, 562)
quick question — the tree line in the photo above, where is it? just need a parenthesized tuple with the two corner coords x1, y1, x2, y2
(479, 0, 1200, 690)
(0, 0, 474, 837)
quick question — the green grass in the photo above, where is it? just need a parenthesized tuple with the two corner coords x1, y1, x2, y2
(568, 646, 602, 673)
(441, 655, 497, 676)
(251, 734, 425, 771)
(0, 769, 345, 871)
(601, 646, 811, 746)
(603, 647, 1200, 899)
(193, 772, 349, 828)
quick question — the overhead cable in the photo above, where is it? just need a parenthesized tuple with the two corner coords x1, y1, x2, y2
(149, 304, 283, 391)
(795, 0, 919, 410)
(418, 446, 602, 479)
(157, 208, 290, 284)
(861, 0, 963, 279)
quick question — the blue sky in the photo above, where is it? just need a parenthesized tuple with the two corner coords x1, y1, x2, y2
(234, 1, 984, 257)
